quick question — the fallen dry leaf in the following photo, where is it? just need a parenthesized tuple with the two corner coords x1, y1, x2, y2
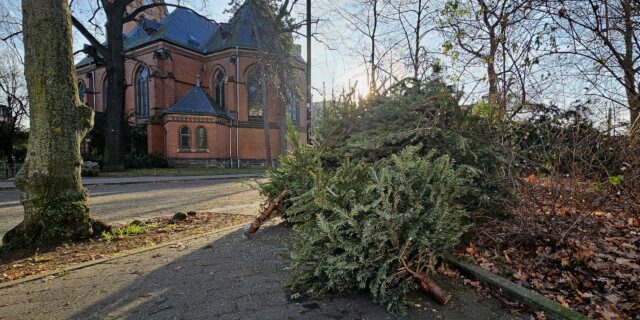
(465, 245, 477, 255)
(605, 294, 621, 304)
(458, 176, 640, 319)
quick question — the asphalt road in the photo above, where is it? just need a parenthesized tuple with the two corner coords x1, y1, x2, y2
(0, 179, 263, 239)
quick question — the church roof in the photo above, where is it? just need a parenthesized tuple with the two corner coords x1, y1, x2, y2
(163, 82, 232, 119)
(126, 8, 218, 52)
(77, 4, 303, 67)
(204, 4, 257, 53)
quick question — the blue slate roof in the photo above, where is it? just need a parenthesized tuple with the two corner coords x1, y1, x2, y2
(122, 8, 219, 52)
(78, 4, 306, 67)
(163, 84, 232, 119)
(204, 4, 257, 53)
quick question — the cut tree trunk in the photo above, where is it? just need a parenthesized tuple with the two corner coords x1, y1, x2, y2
(413, 270, 452, 305)
(244, 190, 289, 238)
(400, 256, 452, 305)
(3, 1, 95, 248)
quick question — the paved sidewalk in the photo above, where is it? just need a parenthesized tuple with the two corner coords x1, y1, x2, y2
(0, 223, 527, 320)
(0, 173, 265, 189)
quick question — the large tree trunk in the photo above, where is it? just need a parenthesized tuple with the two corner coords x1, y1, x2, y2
(102, 9, 127, 172)
(625, 76, 640, 134)
(3, 0, 94, 248)
(369, 0, 378, 95)
(413, 0, 423, 81)
(631, 93, 640, 135)
(259, 65, 274, 168)
(621, 0, 639, 135)
(2, 137, 14, 166)
(278, 100, 288, 155)
(486, 42, 500, 120)
(277, 69, 289, 155)
(0, 114, 17, 167)
(249, 4, 274, 169)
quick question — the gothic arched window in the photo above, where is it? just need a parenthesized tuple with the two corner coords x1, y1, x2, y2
(135, 67, 150, 118)
(247, 68, 264, 119)
(214, 69, 225, 109)
(196, 126, 207, 150)
(179, 126, 190, 150)
(78, 80, 86, 103)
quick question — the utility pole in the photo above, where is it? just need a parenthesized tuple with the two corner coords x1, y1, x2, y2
(306, 0, 312, 143)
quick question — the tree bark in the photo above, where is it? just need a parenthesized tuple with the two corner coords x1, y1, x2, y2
(486, 32, 500, 120)
(413, 0, 423, 81)
(370, 0, 379, 95)
(3, 0, 95, 248)
(621, 0, 639, 134)
(624, 71, 639, 133)
(413, 271, 452, 305)
(249, 3, 274, 168)
(632, 93, 640, 134)
(1, 138, 14, 166)
(259, 64, 274, 169)
(0, 118, 16, 166)
(278, 99, 288, 155)
(102, 6, 127, 172)
(277, 69, 289, 155)
(400, 256, 451, 305)
(244, 189, 288, 238)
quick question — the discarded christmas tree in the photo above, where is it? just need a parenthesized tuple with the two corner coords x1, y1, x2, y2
(259, 79, 510, 313)
(288, 147, 473, 312)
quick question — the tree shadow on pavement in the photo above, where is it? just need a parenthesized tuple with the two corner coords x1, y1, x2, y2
(70, 224, 524, 320)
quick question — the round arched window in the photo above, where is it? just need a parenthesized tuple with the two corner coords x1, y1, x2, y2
(247, 68, 264, 119)
(196, 126, 207, 150)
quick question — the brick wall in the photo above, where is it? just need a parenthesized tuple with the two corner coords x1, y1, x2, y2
(164, 118, 231, 159)
(77, 42, 308, 166)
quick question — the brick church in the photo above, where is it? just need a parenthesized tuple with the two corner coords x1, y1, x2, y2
(75, 1, 307, 167)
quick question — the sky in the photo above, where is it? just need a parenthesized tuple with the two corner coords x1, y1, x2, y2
(0, 0, 632, 129)
(0, 0, 367, 100)
(66, 0, 369, 102)
(201, 0, 371, 101)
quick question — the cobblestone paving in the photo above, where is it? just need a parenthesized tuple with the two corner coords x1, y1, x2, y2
(0, 223, 528, 320)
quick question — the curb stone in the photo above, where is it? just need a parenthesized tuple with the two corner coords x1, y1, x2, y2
(0, 222, 248, 290)
(445, 255, 588, 320)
